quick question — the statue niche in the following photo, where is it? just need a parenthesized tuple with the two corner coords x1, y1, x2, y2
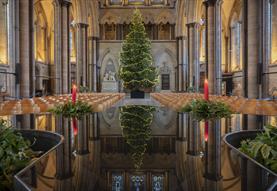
(102, 60, 118, 92)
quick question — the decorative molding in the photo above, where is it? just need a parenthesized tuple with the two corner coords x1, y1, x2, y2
(100, 9, 176, 24)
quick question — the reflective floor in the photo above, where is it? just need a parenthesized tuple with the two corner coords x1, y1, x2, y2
(10, 100, 277, 191)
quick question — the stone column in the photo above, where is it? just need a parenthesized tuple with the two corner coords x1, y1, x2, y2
(204, 120, 222, 181)
(88, 37, 99, 92)
(243, 0, 262, 129)
(76, 116, 89, 155)
(19, 0, 34, 98)
(89, 113, 100, 140)
(187, 22, 200, 92)
(55, 116, 73, 180)
(204, 0, 217, 94)
(177, 112, 187, 141)
(75, 23, 88, 88)
(186, 116, 201, 156)
(176, 36, 187, 91)
(247, 0, 261, 99)
(215, 0, 223, 95)
(53, 0, 71, 94)
(262, 0, 271, 98)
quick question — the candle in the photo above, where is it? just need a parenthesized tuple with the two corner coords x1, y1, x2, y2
(204, 79, 209, 101)
(204, 121, 209, 142)
(72, 84, 77, 104)
(72, 117, 78, 136)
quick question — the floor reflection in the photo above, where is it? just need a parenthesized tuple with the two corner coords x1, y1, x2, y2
(10, 108, 277, 191)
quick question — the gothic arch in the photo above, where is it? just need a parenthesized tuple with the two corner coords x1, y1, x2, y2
(155, 10, 175, 24)
(154, 48, 177, 91)
(100, 12, 120, 24)
(99, 50, 119, 81)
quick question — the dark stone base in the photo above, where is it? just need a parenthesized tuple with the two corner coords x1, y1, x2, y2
(130, 90, 145, 99)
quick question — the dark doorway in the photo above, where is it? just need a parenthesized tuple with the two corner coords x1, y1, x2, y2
(161, 74, 170, 90)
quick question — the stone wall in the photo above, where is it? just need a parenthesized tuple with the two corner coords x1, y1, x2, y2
(98, 40, 177, 92)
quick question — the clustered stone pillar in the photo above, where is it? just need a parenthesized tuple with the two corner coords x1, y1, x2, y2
(88, 36, 99, 92)
(261, 0, 271, 98)
(215, 0, 223, 95)
(205, 0, 215, 94)
(55, 116, 73, 181)
(176, 36, 187, 92)
(187, 22, 200, 92)
(204, 0, 222, 95)
(89, 113, 100, 140)
(247, 0, 260, 99)
(75, 23, 88, 88)
(76, 117, 89, 155)
(177, 112, 187, 141)
(19, 0, 34, 98)
(53, 0, 71, 94)
(205, 120, 222, 181)
(243, 0, 262, 129)
(186, 116, 201, 156)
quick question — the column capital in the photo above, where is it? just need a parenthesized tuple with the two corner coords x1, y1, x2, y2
(54, 0, 72, 6)
(60, 0, 72, 6)
(75, 23, 89, 28)
(176, 36, 187, 40)
(88, 36, 100, 40)
(186, 22, 200, 28)
(203, 0, 218, 7)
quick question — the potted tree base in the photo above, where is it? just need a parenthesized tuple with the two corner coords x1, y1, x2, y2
(131, 90, 145, 99)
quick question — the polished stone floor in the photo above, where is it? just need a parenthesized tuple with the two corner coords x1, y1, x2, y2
(12, 99, 277, 191)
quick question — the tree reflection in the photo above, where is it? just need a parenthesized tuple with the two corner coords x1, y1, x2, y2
(119, 105, 155, 169)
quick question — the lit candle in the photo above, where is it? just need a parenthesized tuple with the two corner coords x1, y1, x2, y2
(72, 117, 78, 136)
(72, 84, 77, 104)
(204, 121, 209, 142)
(204, 79, 209, 101)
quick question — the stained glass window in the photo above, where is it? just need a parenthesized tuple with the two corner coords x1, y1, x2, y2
(152, 175, 164, 191)
(112, 173, 124, 191)
(130, 175, 146, 191)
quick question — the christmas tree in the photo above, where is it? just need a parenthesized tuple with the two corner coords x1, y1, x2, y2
(119, 9, 157, 91)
